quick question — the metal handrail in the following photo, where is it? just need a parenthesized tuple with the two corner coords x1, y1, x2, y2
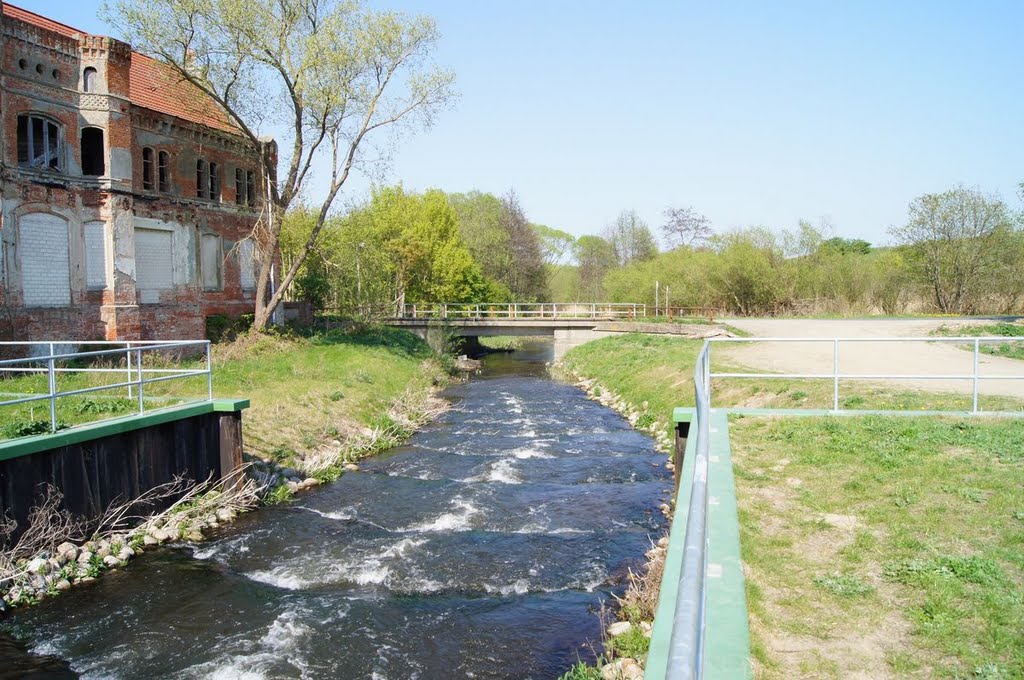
(706, 336, 1024, 413)
(667, 341, 711, 680)
(0, 340, 213, 434)
(664, 334, 1024, 679)
(397, 302, 649, 320)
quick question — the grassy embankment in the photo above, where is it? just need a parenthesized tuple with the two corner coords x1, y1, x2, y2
(0, 327, 450, 472)
(560, 333, 1024, 679)
(932, 321, 1024, 361)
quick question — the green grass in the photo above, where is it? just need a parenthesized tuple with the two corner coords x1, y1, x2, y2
(0, 327, 447, 467)
(560, 335, 1024, 435)
(561, 334, 1024, 677)
(731, 415, 1024, 678)
(211, 327, 445, 463)
(932, 323, 1024, 361)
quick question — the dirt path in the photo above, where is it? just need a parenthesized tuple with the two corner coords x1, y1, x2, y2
(718, 318, 1024, 400)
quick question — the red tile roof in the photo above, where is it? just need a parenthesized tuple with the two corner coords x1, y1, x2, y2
(2, 2, 82, 39)
(129, 53, 240, 134)
(3, 3, 242, 135)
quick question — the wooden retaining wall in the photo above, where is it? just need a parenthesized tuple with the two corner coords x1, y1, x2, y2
(0, 400, 247, 543)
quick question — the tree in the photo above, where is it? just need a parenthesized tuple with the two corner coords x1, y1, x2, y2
(662, 206, 712, 248)
(605, 210, 658, 265)
(574, 236, 618, 300)
(499, 192, 548, 300)
(889, 186, 1013, 314)
(107, 0, 456, 330)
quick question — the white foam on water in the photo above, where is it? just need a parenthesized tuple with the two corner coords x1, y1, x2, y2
(501, 394, 524, 414)
(403, 497, 479, 532)
(484, 578, 530, 596)
(510, 446, 553, 460)
(245, 567, 310, 591)
(260, 610, 311, 655)
(379, 537, 427, 559)
(548, 527, 592, 535)
(299, 506, 355, 521)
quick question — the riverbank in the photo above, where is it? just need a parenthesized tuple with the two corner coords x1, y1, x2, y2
(1, 326, 454, 611)
(555, 334, 702, 679)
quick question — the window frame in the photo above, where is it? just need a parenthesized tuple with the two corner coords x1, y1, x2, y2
(142, 147, 155, 190)
(16, 113, 64, 172)
(196, 159, 208, 199)
(82, 67, 97, 93)
(80, 127, 105, 177)
(158, 151, 170, 193)
(245, 170, 256, 208)
(208, 162, 220, 202)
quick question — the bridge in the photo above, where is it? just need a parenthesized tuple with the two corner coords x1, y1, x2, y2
(381, 303, 719, 358)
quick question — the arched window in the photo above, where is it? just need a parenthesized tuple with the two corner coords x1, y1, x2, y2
(158, 151, 170, 192)
(81, 127, 105, 176)
(235, 168, 244, 205)
(82, 67, 97, 93)
(142, 147, 155, 190)
(16, 114, 63, 171)
(208, 162, 220, 201)
(196, 159, 207, 198)
(246, 171, 256, 207)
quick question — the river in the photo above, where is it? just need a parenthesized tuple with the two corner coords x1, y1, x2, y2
(1, 340, 671, 679)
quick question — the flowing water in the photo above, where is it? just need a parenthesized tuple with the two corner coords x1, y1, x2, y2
(1, 340, 671, 679)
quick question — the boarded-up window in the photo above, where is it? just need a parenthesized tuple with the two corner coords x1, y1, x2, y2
(135, 228, 173, 303)
(201, 234, 222, 290)
(84, 221, 107, 289)
(239, 239, 256, 290)
(20, 213, 70, 307)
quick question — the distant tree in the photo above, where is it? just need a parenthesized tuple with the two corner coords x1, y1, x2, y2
(890, 186, 1013, 314)
(532, 224, 576, 268)
(662, 206, 712, 248)
(574, 236, 618, 300)
(500, 192, 548, 300)
(107, 0, 456, 330)
(605, 210, 658, 265)
(821, 237, 872, 255)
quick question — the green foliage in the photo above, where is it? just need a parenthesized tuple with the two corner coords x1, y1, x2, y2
(1, 418, 64, 439)
(74, 397, 134, 415)
(636, 413, 656, 429)
(206, 314, 254, 343)
(813, 572, 873, 598)
(557, 661, 603, 680)
(265, 483, 294, 505)
(607, 626, 650, 659)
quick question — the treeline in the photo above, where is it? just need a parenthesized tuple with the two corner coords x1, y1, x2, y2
(559, 185, 1024, 316)
(281, 186, 575, 313)
(284, 183, 1024, 317)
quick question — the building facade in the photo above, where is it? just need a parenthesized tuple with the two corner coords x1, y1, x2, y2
(0, 2, 270, 341)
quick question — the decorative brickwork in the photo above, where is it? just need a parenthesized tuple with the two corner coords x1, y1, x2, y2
(0, 2, 273, 341)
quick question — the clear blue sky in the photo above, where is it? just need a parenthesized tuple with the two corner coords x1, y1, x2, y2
(16, 0, 1024, 245)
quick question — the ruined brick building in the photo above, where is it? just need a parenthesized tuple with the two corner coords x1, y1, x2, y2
(0, 2, 272, 340)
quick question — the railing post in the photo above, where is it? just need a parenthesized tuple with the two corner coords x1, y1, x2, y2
(126, 342, 134, 399)
(442, 303, 448, 319)
(833, 339, 840, 411)
(206, 341, 213, 401)
(591, 303, 596, 318)
(136, 348, 144, 414)
(47, 342, 57, 432)
(973, 338, 980, 414)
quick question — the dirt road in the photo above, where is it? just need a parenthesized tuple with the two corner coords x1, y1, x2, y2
(718, 318, 1024, 400)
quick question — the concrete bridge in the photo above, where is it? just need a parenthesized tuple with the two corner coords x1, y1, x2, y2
(382, 303, 722, 359)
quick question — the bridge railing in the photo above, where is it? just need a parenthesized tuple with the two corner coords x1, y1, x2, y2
(0, 340, 212, 438)
(398, 303, 649, 320)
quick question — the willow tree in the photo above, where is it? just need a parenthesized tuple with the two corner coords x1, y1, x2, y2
(105, 0, 456, 329)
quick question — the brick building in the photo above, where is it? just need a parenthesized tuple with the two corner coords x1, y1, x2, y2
(0, 2, 273, 341)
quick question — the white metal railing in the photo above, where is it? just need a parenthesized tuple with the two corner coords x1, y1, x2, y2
(0, 340, 212, 435)
(398, 302, 648, 320)
(665, 335, 1024, 679)
(708, 336, 1024, 413)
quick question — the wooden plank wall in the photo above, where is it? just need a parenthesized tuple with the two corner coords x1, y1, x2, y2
(0, 412, 231, 543)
